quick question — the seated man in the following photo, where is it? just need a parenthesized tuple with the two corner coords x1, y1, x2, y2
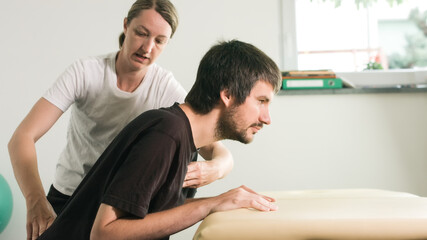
(38, 39, 282, 240)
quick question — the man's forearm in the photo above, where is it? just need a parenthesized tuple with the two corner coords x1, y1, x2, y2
(91, 186, 278, 240)
(91, 198, 215, 240)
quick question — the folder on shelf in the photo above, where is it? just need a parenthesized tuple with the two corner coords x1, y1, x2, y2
(282, 69, 335, 78)
(282, 78, 343, 90)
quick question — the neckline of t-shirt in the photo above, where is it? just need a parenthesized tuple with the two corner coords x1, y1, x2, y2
(173, 103, 197, 152)
(109, 52, 154, 96)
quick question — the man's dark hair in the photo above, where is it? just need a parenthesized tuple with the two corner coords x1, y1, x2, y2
(185, 40, 281, 114)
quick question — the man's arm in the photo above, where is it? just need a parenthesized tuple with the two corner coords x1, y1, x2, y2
(90, 185, 277, 240)
(183, 141, 233, 188)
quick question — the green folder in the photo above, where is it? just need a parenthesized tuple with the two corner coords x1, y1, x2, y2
(282, 78, 343, 90)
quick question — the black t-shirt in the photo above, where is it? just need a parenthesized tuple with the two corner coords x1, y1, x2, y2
(39, 103, 197, 240)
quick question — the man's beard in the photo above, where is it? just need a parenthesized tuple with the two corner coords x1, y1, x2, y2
(215, 105, 252, 144)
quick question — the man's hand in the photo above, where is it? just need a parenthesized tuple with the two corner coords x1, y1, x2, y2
(183, 161, 219, 188)
(26, 196, 56, 240)
(210, 185, 278, 213)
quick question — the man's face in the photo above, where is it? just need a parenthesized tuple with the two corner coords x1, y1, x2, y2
(216, 81, 274, 144)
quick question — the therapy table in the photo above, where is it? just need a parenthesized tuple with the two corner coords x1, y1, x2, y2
(193, 189, 427, 240)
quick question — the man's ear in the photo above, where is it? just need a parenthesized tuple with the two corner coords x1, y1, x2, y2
(220, 89, 232, 107)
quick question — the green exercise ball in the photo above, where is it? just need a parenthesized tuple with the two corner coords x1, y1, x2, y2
(0, 174, 13, 233)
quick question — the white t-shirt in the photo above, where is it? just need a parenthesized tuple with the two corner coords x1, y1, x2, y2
(43, 52, 187, 196)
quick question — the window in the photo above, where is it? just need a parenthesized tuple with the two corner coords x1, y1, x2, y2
(292, 0, 427, 72)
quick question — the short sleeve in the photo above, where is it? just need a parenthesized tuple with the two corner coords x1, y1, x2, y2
(102, 130, 177, 218)
(164, 73, 187, 105)
(158, 72, 187, 108)
(43, 60, 85, 112)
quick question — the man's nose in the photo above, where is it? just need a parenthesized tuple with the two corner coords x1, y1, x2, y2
(259, 108, 271, 125)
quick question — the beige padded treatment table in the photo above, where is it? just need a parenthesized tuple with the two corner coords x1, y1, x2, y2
(193, 189, 427, 240)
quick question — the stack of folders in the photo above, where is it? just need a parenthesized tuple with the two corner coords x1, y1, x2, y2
(282, 70, 343, 90)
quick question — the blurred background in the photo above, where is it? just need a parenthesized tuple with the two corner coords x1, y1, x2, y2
(1, 1, 427, 239)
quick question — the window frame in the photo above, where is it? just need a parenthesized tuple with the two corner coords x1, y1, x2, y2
(280, 0, 427, 87)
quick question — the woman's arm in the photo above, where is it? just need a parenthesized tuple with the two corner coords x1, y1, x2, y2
(8, 98, 63, 240)
(183, 141, 234, 188)
(90, 185, 277, 240)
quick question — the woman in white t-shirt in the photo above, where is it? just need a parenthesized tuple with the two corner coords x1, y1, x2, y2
(8, 1, 233, 239)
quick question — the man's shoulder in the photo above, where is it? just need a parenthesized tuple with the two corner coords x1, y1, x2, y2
(125, 103, 183, 127)
(145, 104, 187, 128)
(140, 104, 190, 138)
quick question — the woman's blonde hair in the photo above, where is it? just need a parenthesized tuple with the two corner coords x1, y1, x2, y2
(119, 0, 178, 48)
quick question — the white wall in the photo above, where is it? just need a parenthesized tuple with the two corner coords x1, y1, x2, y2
(1, 1, 427, 240)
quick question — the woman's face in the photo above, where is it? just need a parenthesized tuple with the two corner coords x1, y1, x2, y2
(121, 8, 172, 71)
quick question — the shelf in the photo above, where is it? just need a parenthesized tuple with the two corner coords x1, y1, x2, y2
(278, 87, 427, 96)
